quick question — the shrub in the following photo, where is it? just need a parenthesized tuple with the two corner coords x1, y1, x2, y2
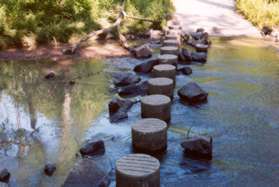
(236, 0, 279, 28)
(0, 0, 174, 49)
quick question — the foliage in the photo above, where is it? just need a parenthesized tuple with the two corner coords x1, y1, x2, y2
(236, 0, 279, 28)
(0, 0, 174, 49)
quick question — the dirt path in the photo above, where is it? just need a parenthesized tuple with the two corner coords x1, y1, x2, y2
(174, 0, 261, 37)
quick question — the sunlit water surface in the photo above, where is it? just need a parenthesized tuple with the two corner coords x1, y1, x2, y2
(0, 38, 279, 186)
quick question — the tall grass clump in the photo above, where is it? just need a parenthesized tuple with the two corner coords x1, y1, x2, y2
(0, 0, 174, 50)
(236, 0, 279, 28)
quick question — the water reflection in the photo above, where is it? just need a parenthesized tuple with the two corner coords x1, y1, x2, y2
(0, 59, 110, 186)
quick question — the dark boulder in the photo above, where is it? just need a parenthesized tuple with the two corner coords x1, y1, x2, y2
(181, 136, 213, 160)
(179, 48, 192, 64)
(178, 82, 208, 105)
(112, 72, 141, 87)
(108, 98, 134, 122)
(132, 44, 153, 59)
(134, 57, 159, 73)
(118, 81, 148, 98)
(44, 71, 56, 80)
(0, 168, 10, 183)
(191, 31, 205, 41)
(261, 26, 273, 36)
(177, 67, 193, 75)
(80, 140, 105, 157)
(63, 158, 110, 187)
(196, 28, 205, 33)
(194, 43, 209, 53)
(191, 52, 207, 63)
(44, 163, 56, 176)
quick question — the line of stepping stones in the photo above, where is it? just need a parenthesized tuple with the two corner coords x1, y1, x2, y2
(111, 20, 213, 187)
(49, 19, 214, 187)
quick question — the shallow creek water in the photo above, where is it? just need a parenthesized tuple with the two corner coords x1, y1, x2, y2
(0, 38, 279, 186)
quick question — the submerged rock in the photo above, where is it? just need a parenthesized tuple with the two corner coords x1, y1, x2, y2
(44, 163, 56, 176)
(63, 158, 110, 187)
(118, 81, 148, 98)
(108, 98, 134, 122)
(0, 168, 10, 183)
(178, 82, 208, 104)
(134, 57, 159, 73)
(132, 44, 153, 59)
(177, 67, 193, 75)
(80, 140, 105, 157)
(112, 72, 141, 87)
(181, 136, 213, 160)
(179, 48, 192, 64)
(191, 52, 207, 63)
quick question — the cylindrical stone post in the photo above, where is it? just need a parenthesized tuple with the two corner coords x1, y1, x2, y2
(116, 154, 160, 187)
(158, 54, 178, 66)
(152, 64, 176, 85)
(165, 34, 179, 41)
(132, 118, 167, 153)
(160, 46, 179, 56)
(141, 94, 171, 123)
(163, 39, 180, 47)
(148, 77, 174, 99)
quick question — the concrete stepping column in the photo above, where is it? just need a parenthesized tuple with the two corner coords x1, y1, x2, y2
(160, 46, 179, 56)
(158, 54, 178, 66)
(132, 118, 167, 153)
(141, 94, 171, 123)
(152, 64, 176, 84)
(116, 154, 160, 187)
(163, 39, 180, 47)
(165, 34, 179, 40)
(148, 78, 174, 99)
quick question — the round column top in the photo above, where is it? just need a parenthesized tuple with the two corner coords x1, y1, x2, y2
(116, 154, 160, 177)
(132, 118, 167, 133)
(148, 77, 173, 86)
(141, 94, 171, 106)
(153, 64, 176, 71)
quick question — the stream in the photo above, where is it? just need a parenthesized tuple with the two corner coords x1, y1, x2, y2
(0, 37, 279, 186)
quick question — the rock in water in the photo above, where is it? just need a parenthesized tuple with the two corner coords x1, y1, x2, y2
(0, 169, 10, 183)
(118, 81, 148, 98)
(261, 26, 273, 36)
(112, 72, 141, 87)
(133, 44, 153, 59)
(80, 140, 105, 157)
(44, 164, 56, 176)
(191, 52, 207, 63)
(63, 158, 109, 187)
(44, 71, 56, 80)
(181, 136, 213, 160)
(134, 57, 159, 73)
(179, 48, 192, 64)
(108, 98, 134, 122)
(177, 67, 192, 75)
(194, 43, 209, 53)
(178, 82, 208, 104)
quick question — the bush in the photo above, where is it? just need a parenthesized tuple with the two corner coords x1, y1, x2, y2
(0, 0, 174, 49)
(236, 0, 279, 28)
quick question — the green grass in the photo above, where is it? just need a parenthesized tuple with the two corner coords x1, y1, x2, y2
(236, 0, 279, 28)
(0, 0, 174, 50)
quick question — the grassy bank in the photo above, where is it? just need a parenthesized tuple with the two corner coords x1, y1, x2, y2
(236, 0, 279, 28)
(0, 0, 174, 50)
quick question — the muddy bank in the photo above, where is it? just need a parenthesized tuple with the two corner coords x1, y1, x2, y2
(0, 40, 129, 62)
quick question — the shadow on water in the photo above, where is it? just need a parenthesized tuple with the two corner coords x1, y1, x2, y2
(0, 37, 279, 186)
